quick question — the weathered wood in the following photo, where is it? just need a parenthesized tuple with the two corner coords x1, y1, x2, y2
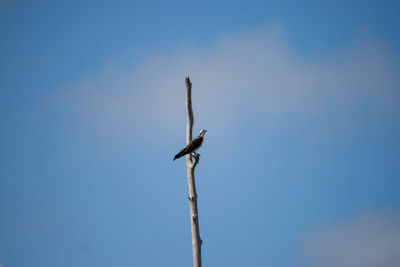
(184, 77, 202, 267)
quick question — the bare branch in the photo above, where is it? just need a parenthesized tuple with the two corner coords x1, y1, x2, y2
(193, 153, 200, 168)
(184, 76, 202, 267)
(185, 77, 194, 150)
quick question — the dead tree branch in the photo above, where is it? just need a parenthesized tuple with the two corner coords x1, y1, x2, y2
(185, 77, 202, 267)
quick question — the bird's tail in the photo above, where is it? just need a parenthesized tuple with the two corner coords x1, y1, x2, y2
(173, 152, 184, 161)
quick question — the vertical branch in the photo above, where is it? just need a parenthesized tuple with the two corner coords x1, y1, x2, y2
(185, 77, 202, 267)
(185, 77, 194, 150)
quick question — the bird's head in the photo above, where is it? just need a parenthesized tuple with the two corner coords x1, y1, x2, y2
(199, 129, 207, 137)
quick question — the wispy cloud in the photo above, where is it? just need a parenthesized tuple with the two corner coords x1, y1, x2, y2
(301, 211, 400, 267)
(56, 25, 400, 147)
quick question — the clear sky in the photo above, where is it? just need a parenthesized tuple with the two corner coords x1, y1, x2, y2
(1, 1, 400, 267)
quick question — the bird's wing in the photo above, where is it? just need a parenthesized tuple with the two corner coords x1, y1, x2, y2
(189, 137, 203, 151)
(179, 136, 203, 154)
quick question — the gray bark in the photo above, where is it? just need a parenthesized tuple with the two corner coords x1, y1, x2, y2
(185, 77, 202, 267)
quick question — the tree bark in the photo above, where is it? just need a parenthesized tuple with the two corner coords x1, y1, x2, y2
(185, 77, 202, 267)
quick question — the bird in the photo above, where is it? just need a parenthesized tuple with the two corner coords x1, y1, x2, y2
(173, 129, 207, 160)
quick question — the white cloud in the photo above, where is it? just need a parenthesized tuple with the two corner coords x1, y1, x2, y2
(56, 25, 400, 146)
(301, 211, 400, 267)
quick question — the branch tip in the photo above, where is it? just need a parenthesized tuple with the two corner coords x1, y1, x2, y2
(185, 76, 192, 87)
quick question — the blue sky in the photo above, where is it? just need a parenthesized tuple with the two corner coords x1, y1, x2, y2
(1, 1, 400, 267)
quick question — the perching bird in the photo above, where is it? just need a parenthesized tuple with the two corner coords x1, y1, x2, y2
(173, 130, 207, 160)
